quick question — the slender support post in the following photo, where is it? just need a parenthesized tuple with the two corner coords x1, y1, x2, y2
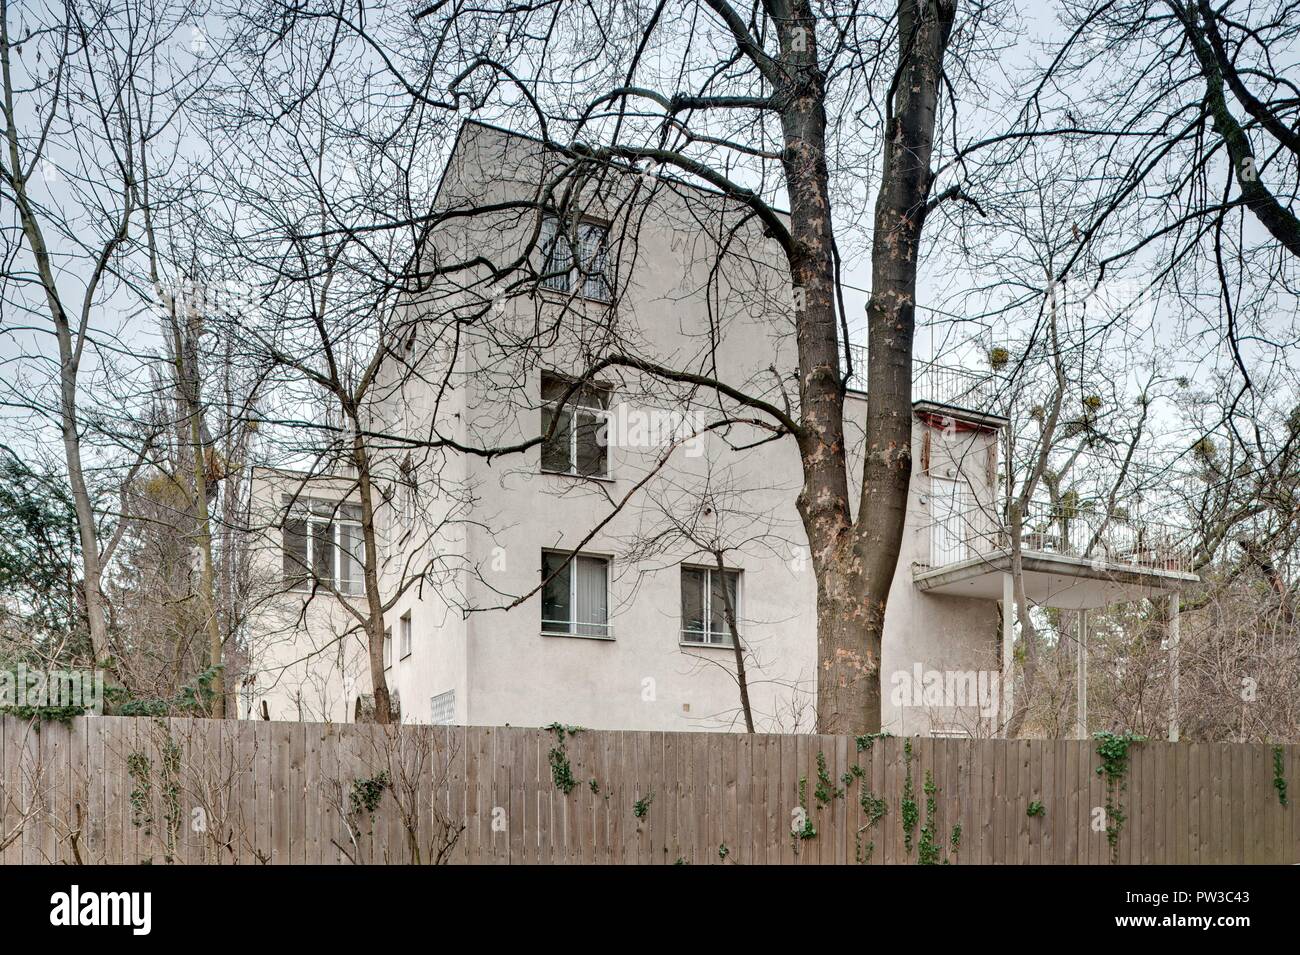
(1169, 592, 1181, 742)
(1001, 572, 1014, 735)
(1075, 609, 1089, 739)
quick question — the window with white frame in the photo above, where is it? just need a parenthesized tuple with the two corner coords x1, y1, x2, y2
(282, 498, 365, 595)
(541, 551, 611, 638)
(681, 566, 741, 645)
(383, 626, 392, 670)
(539, 215, 612, 301)
(400, 611, 412, 659)
(399, 454, 418, 529)
(541, 372, 610, 477)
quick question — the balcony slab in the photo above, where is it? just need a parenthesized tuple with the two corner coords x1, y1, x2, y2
(912, 550, 1198, 610)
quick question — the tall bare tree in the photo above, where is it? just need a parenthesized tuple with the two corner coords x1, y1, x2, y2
(0, 0, 209, 670)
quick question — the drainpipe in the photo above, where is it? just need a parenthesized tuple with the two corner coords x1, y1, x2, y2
(1075, 609, 1089, 739)
(1001, 572, 1014, 735)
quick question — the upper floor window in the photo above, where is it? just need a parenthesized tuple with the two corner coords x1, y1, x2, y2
(541, 550, 611, 638)
(282, 497, 365, 595)
(681, 566, 741, 646)
(539, 215, 611, 301)
(541, 372, 610, 478)
(383, 626, 392, 669)
(400, 611, 413, 659)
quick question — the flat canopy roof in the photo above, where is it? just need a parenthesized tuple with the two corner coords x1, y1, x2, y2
(913, 551, 1198, 610)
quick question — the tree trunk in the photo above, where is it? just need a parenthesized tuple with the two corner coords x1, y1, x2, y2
(775, 9, 860, 732)
(825, 0, 956, 734)
(813, 557, 880, 733)
(59, 358, 113, 667)
(1004, 501, 1039, 737)
(352, 419, 393, 724)
(167, 295, 226, 716)
(713, 549, 754, 733)
(1, 20, 116, 669)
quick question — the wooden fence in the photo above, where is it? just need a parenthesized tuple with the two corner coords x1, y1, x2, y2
(0, 715, 1294, 864)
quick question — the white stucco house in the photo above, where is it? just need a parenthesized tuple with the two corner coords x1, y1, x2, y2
(242, 122, 1196, 736)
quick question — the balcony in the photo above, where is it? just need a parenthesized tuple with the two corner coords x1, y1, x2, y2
(843, 345, 1009, 417)
(914, 496, 1197, 610)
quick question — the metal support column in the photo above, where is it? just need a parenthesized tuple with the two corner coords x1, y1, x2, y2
(1002, 572, 1015, 735)
(1169, 592, 1181, 742)
(1075, 609, 1089, 739)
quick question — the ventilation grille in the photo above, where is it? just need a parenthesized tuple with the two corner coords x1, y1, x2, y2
(429, 689, 456, 726)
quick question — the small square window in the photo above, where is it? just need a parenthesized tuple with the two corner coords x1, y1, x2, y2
(281, 497, 365, 595)
(541, 373, 610, 478)
(539, 215, 612, 301)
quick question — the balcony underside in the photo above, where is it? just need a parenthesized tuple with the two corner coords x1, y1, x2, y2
(913, 550, 1198, 610)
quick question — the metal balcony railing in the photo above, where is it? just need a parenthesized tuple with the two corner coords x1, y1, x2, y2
(925, 494, 1194, 576)
(842, 345, 1008, 416)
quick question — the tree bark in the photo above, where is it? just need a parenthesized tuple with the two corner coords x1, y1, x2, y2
(158, 290, 228, 716)
(351, 417, 393, 724)
(773, 4, 861, 733)
(713, 549, 754, 733)
(822, 0, 955, 733)
(1004, 502, 1039, 737)
(771, 0, 956, 734)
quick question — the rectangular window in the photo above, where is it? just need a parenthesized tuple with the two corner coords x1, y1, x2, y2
(383, 626, 392, 670)
(539, 215, 611, 301)
(283, 519, 309, 589)
(338, 521, 364, 593)
(400, 612, 412, 659)
(541, 550, 611, 638)
(311, 518, 336, 582)
(281, 498, 365, 594)
(541, 373, 610, 477)
(681, 566, 741, 646)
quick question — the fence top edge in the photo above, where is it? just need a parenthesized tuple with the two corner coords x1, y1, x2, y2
(1, 715, 1291, 753)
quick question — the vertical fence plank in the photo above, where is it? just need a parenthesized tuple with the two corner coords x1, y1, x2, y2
(1158, 741, 1171, 865)
(1037, 738, 1053, 864)
(301, 721, 321, 865)
(487, 726, 507, 864)
(65, 716, 87, 864)
(1232, 743, 1247, 865)
(505, 727, 524, 865)
(652, 732, 668, 865)
(1087, 734, 1102, 866)
(761, 734, 780, 865)
(662, 730, 680, 866)
(1193, 742, 1207, 864)
(721, 732, 738, 866)
(1203, 742, 1219, 864)
(85, 717, 107, 862)
(270, 721, 291, 865)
